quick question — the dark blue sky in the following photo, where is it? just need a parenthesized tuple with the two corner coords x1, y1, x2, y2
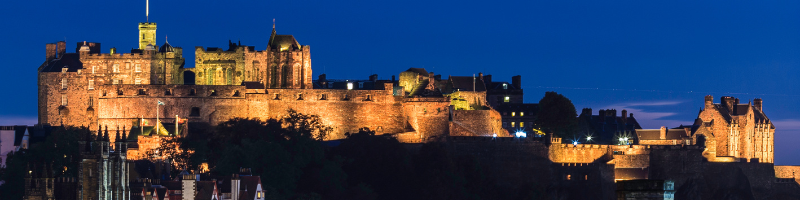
(2, 0, 799, 164)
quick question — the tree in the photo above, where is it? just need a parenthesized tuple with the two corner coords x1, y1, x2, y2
(535, 91, 579, 138)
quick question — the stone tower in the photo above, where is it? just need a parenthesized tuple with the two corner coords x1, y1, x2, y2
(139, 22, 157, 49)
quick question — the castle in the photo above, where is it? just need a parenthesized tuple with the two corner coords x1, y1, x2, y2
(30, 14, 800, 200)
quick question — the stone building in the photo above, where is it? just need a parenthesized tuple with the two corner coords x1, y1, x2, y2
(695, 95, 774, 163)
(74, 127, 130, 200)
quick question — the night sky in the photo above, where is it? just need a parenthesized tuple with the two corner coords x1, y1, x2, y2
(2, 0, 799, 164)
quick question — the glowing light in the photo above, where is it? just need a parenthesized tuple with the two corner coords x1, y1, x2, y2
(347, 82, 353, 90)
(573, 141, 578, 145)
(586, 136, 592, 141)
(515, 131, 527, 137)
(492, 133, 497, 138)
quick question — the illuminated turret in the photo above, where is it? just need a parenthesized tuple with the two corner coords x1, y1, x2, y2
(139, 22, 157, 50)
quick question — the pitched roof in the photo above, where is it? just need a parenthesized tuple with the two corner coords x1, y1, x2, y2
(195, 181, 217, 200)
(159, 41, 175, 52)
(448, 76, 486, 92)
(269, 35, 301, 51)
(39, 53, 83, 72)
(404, 68, 428, 75)
(240, 176, 261, 200)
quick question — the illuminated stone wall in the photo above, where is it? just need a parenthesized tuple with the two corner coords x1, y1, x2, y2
(450, 109, 507, 136)
(697, 95, 774, 163)
(189, 44, 312, 89)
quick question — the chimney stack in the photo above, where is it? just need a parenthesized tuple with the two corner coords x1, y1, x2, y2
(598, 110, 605, 123)
(46, 43, 57, 61)
(721, 96, 735, 113)
(660, 126, 667, 140)
(621, 109, 628, 124)
(369, 74, 378, 82)
(478, 72, 483, 81)
(581, 108, 592, 117)
(512, 75, 522, 89)
(704, 95, 713, 110)
(753, 98, 763, 111)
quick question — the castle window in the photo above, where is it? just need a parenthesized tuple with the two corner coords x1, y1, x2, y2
(102, 90, 107, 96)
(320, 94, 328, 100)
(92, 66, 97, 74)
(358, 82, 364, 89)
(512, 112, 515, 117)
(88, 96, 93, 107)
(61, 67, 68, 73)
(520, 112, 524, 117)
(112, 79, 119, 85)
(189, 89, 196, 96)
(511, 122, 515, 127)
(365, 94, 372, 101)
(503, 83, 507, 89)
(347, 82, 353, 90)
(297, 93, 304, 100)
(566, 174, 571, 180)
(520, 122, 524, 127)
(343, 94, 350, 100)
(125, 62, 131, 69)
(117, 89, 123, 96)
(61, 78, 67, 90)
(113, 64, 120, 73)
(274, 94, 281, 100)
(138, 89, 147, 96)
(233, 90, 241, 97)
(585, 175, 588, 180)
(165, 89, 173, 95)
(504, 96, 510, 102)
(209, 90, 217, 96)
(135, 64, 142, 72)
(257, 191, 262, 199)
(88, 80, 94, 90)
(190, 107, 200, 117)
(135, 78, 142, 85)
(61, 95, 67, 106)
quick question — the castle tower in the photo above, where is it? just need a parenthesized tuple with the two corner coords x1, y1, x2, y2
(139, 22, 157, 49)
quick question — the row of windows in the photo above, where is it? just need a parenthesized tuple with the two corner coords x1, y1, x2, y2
(504, 112, 525, 117)
(62, 78, 147, 90)
(503, 121, 533, 128)
(274, 93, 373, 101)
(90, 63, 147, 74)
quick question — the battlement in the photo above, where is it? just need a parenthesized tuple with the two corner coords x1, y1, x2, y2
(138, 22, 157, 26)
(97, 84, 247, 99)
(557, 143, 610, 149)
(650, 145, 703, 150)
(449, 136, 548, 143)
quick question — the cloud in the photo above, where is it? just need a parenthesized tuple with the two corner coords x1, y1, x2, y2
(0, 116, 38, 126)
(771, 119, 800, 131)
(599, 101, 691, 128)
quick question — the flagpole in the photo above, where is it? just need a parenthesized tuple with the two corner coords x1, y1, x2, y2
(156, 100, 159, 134)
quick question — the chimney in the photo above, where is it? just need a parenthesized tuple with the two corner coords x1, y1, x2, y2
(660, 126, 667, 140)
(512, 75, 522, 89)
(609, 109, 617, 117)
(369, 74, 378, 82)
(318, 74, 326, 81)
(55, 41, 66, 58)
(391, 75, 396, 83)
(598, 110, 605, 122)
(478, 72, 483, 81)
(721, 96, 735, 113)
(621, 109, 628, 124)
(753, 98, 762, 111)
(46, 43, 57, 61)
(704, 95, 713, 110)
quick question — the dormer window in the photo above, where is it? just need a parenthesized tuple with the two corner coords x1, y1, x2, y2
(358, 82, 363, 89)
(347, 82, 353, 90)
(504, 96, 510, 103)
(503, 83, 508, 89)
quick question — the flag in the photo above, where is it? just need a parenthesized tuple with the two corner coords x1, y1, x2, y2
(157, 100, 165, 106)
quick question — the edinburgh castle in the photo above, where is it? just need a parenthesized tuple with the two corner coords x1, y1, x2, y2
(24, 14, 800, 200)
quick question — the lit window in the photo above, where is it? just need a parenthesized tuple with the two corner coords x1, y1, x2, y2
(61, 95, 67, 106)
(520, 122, 524, 127)
(511, 122, 515, 127)
(347, 82, 353, 90)
(113, 64, 120, 73)
(503, 83, 507, 89)
(520, 112, 524, 117)
(135, 79, 142, 85)
(257, 191, 262, 199)
(112, 79, 119, 85)
(61, 79, 67, 89)
(504, 96, 509, 102)
(92, 66, 96, 74)
(358, 82, 363, 89)
(88, 96, 93, 107)
(512, 112, 515, 117)
(135, 64, 142, 72)
(566, 174, 571, 180)
(125, 63, 130, 69)
(88, 80, 94, 90)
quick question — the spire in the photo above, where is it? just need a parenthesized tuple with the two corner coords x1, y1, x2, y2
(122, 126, 128, 142)
(103, 126, 110, 141)
(116, 126, 121, 142)
(96, 125, 104, 141)
(269, 18, 277, 47)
